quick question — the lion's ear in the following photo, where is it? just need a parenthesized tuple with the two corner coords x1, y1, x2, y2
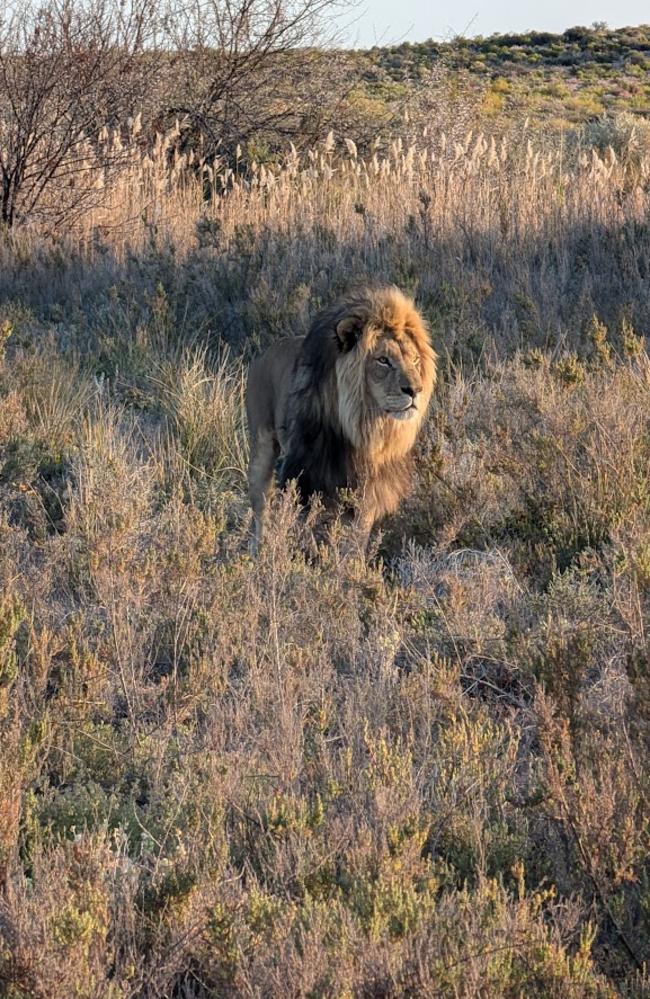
(335, 314, 365, 350)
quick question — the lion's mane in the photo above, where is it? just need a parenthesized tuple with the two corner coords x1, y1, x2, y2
(278, 286, 437, 523)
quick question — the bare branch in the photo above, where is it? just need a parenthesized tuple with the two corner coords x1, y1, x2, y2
(0, 0, 161, 226)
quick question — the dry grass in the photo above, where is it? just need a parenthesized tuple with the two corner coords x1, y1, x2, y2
(0, 120, 650, 997)
(3, 116, 650, 358)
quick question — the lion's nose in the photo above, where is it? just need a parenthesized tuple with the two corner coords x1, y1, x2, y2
(401, 384, 416, 399)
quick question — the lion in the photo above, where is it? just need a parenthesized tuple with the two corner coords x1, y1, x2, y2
(245, 285, 437, 549)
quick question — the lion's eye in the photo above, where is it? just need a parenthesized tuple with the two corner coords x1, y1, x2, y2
(377, 356, 390, 366)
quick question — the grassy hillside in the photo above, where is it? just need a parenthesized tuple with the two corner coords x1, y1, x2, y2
(1, 58, 650, 999)
(364, 25, 650, 127)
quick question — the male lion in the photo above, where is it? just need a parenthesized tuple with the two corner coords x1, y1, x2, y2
(246, 286, 437, 548)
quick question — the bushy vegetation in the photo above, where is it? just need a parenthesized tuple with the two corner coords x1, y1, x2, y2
(366, 25, 650, 128)
(1, 42, 650, 999)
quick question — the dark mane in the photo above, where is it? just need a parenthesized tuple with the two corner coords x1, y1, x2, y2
(278, 299, 353, 501)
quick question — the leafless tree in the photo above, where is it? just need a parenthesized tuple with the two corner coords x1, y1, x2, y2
(0, 0, 159, 228)
(162, 0, 362, 158)
(0, 0, 370, 229)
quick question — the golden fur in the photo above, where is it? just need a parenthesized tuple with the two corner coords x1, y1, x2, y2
(246, 286, 437, 547)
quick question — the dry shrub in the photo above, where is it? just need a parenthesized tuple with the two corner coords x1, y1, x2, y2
(402, 349, 650, 582)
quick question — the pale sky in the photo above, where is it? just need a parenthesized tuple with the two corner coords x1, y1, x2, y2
(337, 0, 649, 47)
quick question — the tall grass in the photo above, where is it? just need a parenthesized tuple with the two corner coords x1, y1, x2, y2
(3, 116, 650, 361)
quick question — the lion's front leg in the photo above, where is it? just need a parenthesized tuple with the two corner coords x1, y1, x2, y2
(248, 429, 280, 553)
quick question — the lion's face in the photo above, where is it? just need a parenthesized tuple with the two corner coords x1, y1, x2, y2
(365, 333, 425, 421)
(333, 288, 436, 446)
